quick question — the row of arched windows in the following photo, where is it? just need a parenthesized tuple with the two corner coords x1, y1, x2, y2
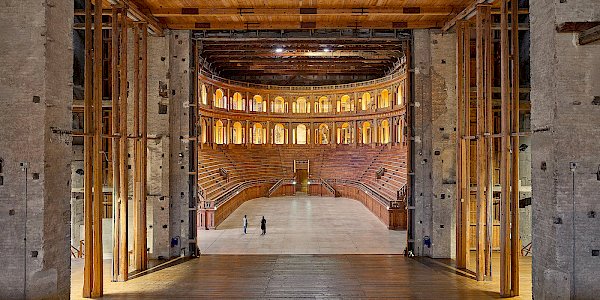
(201, 119, 404, 146)
(199, 82, 406, 114)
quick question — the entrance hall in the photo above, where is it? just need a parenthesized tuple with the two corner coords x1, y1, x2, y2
(198, 196, 407, 254)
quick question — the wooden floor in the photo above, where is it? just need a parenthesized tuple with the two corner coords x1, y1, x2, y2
(71, 254, 531, 299)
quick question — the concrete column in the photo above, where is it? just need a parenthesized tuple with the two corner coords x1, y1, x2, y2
(411, 29, 456, 258)
(530, 1, 600, 299)
(0, 0, 73, 298)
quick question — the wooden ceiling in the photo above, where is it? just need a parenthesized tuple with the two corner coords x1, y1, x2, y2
(130, 0, 473, 31)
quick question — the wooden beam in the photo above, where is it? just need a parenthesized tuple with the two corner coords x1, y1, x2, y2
(140, 22, 149, 271)
(110, 5, 121, 283)
(82, 0, 94, 297)
(442, 0, 493, 32)
(132, 23, 141, 272)
(92, 0, 104, 297)
(485, 1, 494, 281)
(167, 20, 444, 30)
(579, 24, 600, 45)
(151, 7, 455, 17)
(510, 0, 520, 295)
(455, 20, 466, 270)
(118, 7, 129, 282)
(463, 20, 472, 272)
(475, 5, 491, 282)
(499, 0, 512, 296)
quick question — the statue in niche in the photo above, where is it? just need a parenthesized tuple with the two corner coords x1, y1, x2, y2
(321, 127, 329, 144)
(274, 128, 282, 144)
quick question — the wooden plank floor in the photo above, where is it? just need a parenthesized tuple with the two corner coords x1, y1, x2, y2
(71, 254, 531, 299)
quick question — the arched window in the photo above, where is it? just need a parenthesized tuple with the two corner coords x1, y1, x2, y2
(380, 89, 390, 108)
(398, 83, 405, 106)
(232, 122, 243, 144)
(253, 123, 265, 144)
(296, 124, 307, 145)
(215, 120, 224, 144)
(339, 123, 352, 144)
(294, 97, 308, 113)
(214, 89, 226, 109)
(380, 120, 390, 144)
(232, 92, 244, 111)
(272, 97, 285, 113)
(200, 84, 207, 105)
(339, 95, 352, 112)
(251, 95, 264, 112)
(318, 96, 331, 113)
(318, 124, 329, 144)
(274, 124, 285, 145)
(361, 92, 372, 110)
(362, 122, 372, 144)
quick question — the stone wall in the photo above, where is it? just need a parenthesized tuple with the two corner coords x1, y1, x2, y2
(411, 29, 457, 258)
(0, 0, 73, 298)
(530, 0, 600, 299)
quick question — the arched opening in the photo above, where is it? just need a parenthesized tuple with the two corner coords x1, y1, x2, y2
(361, 92, 372, 110)
(296, 124, 307, 145)
(294, 97, 308, 113)
(318, 96, 331, 113)
(362, 121, 372, 144)
(200, 118, 208, 144)
(252, 123, 265, 144)
(214, 89, 226, 109)
(318, 124, 329, 144)
(380, 89, 390, 108)
(232, 92, 244, 111)
(339, 95, 352, 112)
(215, 120, 225, 144)
(200, 84, 207, 105)
(274, 124, 285, 145)
(251, 95, 264, 112)
(272, 96, 285, 113)
(339, 123, 352, 144)
(398, 83, 404, 106)
(232, 122, 243, 144)
(380, 120, 390, 144)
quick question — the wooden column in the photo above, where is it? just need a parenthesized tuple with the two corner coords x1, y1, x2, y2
(499, 0, 512, 296)
(475, 4, 493, 282)
(510, 0, 520, 295)
(132, 23, 142, 272)
(140, 22, 149, 271)
(110, 6, 121, 282)
(455, 21, 466, 270)
(82, 0, 94, 296)
(118, 7, 129, 282)
(92, 0, 104, 296)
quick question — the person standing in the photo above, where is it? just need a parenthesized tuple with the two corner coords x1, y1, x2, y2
(260, 216, 267, 235)
(243, 215, 248, 234)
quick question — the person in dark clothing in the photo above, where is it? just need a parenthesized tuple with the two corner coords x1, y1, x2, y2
(260, 216, 267, 235)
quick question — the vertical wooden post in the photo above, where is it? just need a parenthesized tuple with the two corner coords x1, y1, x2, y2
(83, 0, 94, 296)
(118, 8, 129, 282)
(110, 6, 121, 282)
(483, 4, 494, 280)
(499, 0, 512, 296)
(455, 21, 466, 269)
(132, 23, 141, 271)
(510, 0, 521, 295)
(140, 22, 149, 271)
(463, 21, 472, 271)
(92, 0, 104, 296)
(475, 6, 489, 281)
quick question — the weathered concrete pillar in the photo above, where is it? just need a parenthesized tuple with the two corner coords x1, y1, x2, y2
(0, 0, 73, 298)
(411, 29, 457, 258)
(169, 30, 195, 257)
(530, 1, 600, 299)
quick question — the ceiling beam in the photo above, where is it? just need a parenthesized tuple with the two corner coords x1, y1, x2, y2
(150, 7, 456, 17)
(96, 0, 164, 36)
(168, 20, 445, 30)
(579, 24, 600, 45)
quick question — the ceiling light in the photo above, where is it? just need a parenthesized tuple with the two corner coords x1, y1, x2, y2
(323, 48, 331, 52)
(275, 48, 284, 53)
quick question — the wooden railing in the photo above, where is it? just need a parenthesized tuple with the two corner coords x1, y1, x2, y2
(214, 179, 276, 207)
(326, 178, 391, 207)
(319, 178, 337, 196)
(199, 68, 405, 92)
(71, 240, 84, 258)
(267, 178, 294, 197)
